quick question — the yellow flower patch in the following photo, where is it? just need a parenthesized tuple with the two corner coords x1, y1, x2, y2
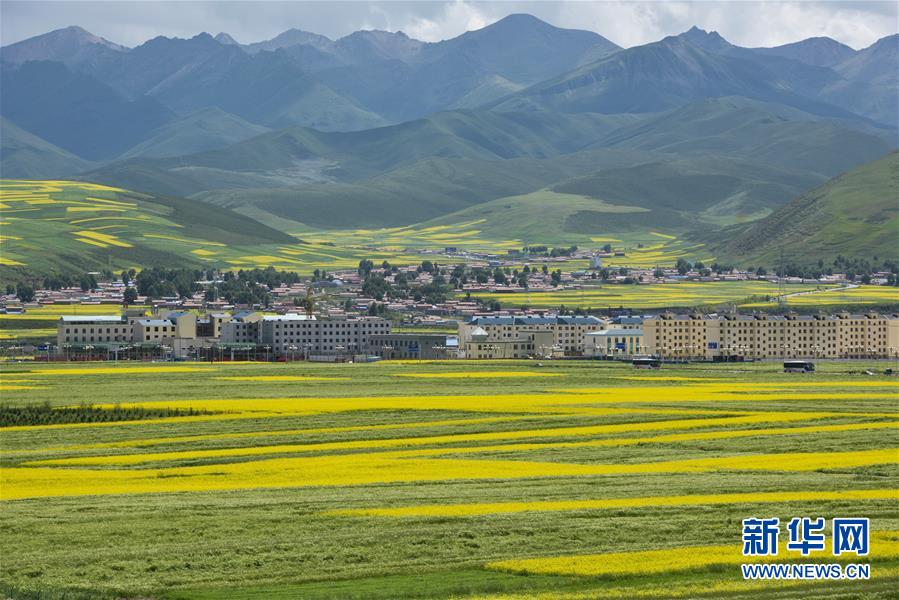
(6, 449, 896, 501)
(616, 376, 721, 382)
(488, 531, 899, 577)
(215, 376, 349, 382)
(74, 237, 109, 248)
(72, 230, 132, 248)
(393, 372, 564, 379)
(66, 206, 127, 213)
(38, 413, 817, 466)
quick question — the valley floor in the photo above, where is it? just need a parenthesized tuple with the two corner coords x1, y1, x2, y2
(1, 360, 897, 598)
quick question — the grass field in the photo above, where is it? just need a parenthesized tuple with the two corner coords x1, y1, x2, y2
(0, 180, 435, 276)
(0, 180, 723, 279)
(462, 281, 841, 310)
(0, 180, 294, 275)
(0, 180, 503, 276)
(1, 359, 897, 598)
(743, 285, 899, 309)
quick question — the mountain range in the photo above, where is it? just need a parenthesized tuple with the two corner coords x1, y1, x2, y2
(1, 15, 897, 265)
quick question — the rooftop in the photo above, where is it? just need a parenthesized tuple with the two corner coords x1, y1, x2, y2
(611, 316, 643, 325)
(467, 315, 602, 326)
(262, 313, 316, 321)
(59, 315, 126, 323)
(136, 319, 173, 327)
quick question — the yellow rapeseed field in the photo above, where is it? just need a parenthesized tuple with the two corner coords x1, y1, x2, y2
(215, 375, 349, 382)
(487, 531, 899, 577)
(8, 448, 896, 500)
(29, 412, 812, 465)
(2, 362, 897, 597)
(615, 376, 722, 381)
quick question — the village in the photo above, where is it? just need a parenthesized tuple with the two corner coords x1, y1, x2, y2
(4, 248, 893, 317)
(2, 254, 897, 363)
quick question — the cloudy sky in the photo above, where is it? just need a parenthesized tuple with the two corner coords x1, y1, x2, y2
(2, 0, 896, 50)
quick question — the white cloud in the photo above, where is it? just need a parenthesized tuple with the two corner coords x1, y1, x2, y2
(402, 1, 497, 42)
(548, 1, 897, 49)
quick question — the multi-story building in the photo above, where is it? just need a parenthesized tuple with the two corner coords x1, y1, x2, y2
(642, 313, 712, 360)
(197, 313, 231, 338)
(219, 311, 263, 344)
(459, 315, 603, 356)
(585, 328, 645, 358)
(133, 318, 178, 343)
(58, 310, 390, 357)
(57, 315, 134, 346)
(58, 310, 198, 347)
(159, 310, 197, 338)
(259, 314, 391, 356)
(367, 333, 456, 359)
(463, 327, 555, 359)
(644, 312, 899, 359)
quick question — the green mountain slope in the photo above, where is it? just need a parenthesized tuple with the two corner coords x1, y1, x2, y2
(119, 107, 270, 159)
(552, 157, 824, 224)
(0, 180, 295, 278)
(198, 149, 655, 229)
(0, 118, 93, 178)
(0, 61, 174, 160)
(84, 110, 642, 193)
(417, 189, 656, 242)
(709, 152, 899, 264)
(82, 100, 895, 234)
(597, 97, 896, 176)
(414, 155, 825, 241)
(87, 99, 892, 198)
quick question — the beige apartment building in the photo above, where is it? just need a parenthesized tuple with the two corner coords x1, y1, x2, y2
(644, 312, 899, 359)
(463, 327, 555, 359)
(459, 315, 604, 356)
(58, 309, 197, 347)
(57, 315, 136, 346)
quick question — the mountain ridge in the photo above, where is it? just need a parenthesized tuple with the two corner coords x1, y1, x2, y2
(1, 15, 896, 261)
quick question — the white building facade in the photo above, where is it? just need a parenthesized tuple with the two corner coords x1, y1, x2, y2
(585, 328, 645, 358)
